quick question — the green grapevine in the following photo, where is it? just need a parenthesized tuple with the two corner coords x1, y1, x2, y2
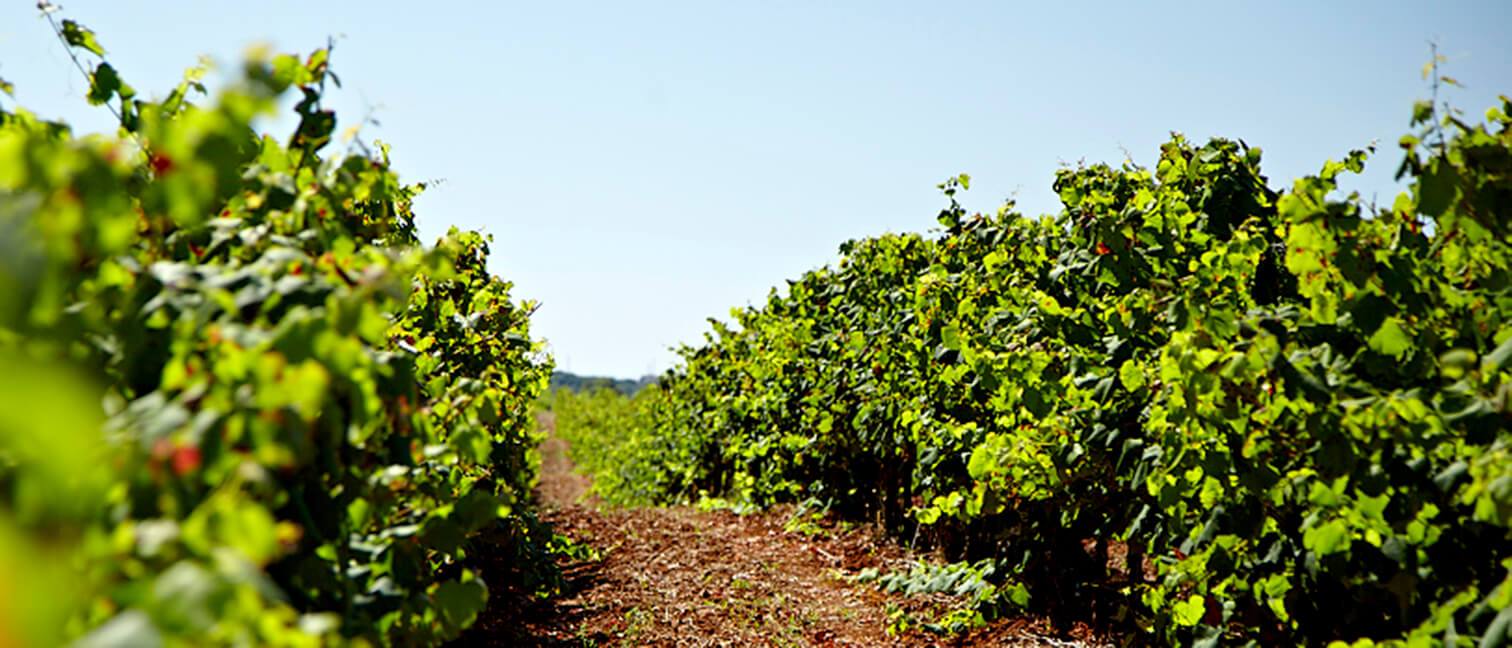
(0, 19, 553, 646)
(558, 93, 1512, 645)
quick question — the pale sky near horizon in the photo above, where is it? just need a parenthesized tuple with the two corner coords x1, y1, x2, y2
(3, 2, 1510, 378)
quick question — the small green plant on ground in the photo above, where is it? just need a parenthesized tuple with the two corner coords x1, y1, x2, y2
(854, 559, 1029, 635)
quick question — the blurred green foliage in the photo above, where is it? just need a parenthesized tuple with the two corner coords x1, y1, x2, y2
(557, 89, 1512, 645)
(0, 17, 551, 647)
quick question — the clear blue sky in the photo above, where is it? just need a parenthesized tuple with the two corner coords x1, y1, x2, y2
(3, 2, 1509, 378)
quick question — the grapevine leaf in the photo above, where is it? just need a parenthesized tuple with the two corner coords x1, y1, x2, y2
(1411, 99, 1433, 124)
(73, 611, 163, 648)
(967, 444, 995, 480)
(454, 490, 503, 532)
(941, 323, 962, 351)
(1304, 519, 1352, 556)
(1482, 333, 1512, 374)
(61, 20, 106, 56)
(1118, 359, 1145, 391)
(1418, 160, 1458, 218)
(1368, 317, 1412, 358)
(1440, 349, 1476, 379)
(88, 63, 121, 105)
(1173, 595, 1206, 626)
(435, 580, 487, 630)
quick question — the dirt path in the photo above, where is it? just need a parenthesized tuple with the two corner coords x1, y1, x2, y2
(462, 414, 1102, 647)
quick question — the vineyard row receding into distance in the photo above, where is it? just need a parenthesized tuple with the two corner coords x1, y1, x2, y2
(1, 13, 1510, 648)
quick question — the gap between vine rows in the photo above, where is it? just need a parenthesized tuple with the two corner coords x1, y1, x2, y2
(457, 414, 1111, 647)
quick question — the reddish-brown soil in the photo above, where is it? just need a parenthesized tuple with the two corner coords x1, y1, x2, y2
(460, 414, 1108, 647)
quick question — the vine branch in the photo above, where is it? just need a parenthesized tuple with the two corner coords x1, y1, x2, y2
(38, 1, 126, 127)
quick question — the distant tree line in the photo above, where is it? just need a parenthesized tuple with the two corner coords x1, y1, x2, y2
(549, 371, 657, 396)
